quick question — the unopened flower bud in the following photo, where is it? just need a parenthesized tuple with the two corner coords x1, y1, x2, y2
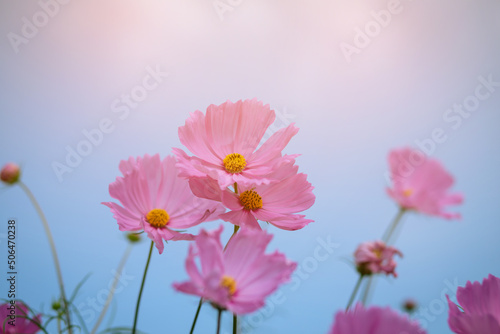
(52, 301, 61, 311)
(1, 163, 20, 185)
(127, 233, 141, 243)
(402, 299, 417, 314)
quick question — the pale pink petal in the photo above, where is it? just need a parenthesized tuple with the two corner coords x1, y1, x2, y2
(248, 124, 299, 166)
(178, 110, 222, 165)
(189, 177, 223, 202)
(101, 202, 142, 231)
(219, 209, 261, 229)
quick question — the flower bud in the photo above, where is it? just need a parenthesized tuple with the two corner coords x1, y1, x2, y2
(1, 163, 21, 185)
(127, 233, 141, 243)
(402, 299, 417, 314)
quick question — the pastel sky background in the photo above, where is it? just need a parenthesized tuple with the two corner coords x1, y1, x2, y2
(1, 0, 499, 333)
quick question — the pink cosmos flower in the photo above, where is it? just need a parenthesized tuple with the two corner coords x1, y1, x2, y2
(354, 241, 402, 277)
(447, 274, 500, 334)
(329, 304, 426, 334)
(0, 163, 20, 185)
(386, 147, 463, 219)
(102, 154, 225, 254)
(173, 226, 296, 314)
(188, 161, 315, 230)
(0, 302, 42, 334)
(173, 99, 299, 189)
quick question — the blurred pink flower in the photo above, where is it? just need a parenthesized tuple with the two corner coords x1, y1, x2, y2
(0, 302, 41, 334)
(447, 274, 500, 334)
(189, 162, 315, 230)
(354, 241, 402, 277)
(329, 304, 426, 334)
(173, 226, 296, 314)
(173, 99, 298, 189)
(102, 154, 225, 254)
(0, 163, 20, 185)
(386, 147, 463, 219)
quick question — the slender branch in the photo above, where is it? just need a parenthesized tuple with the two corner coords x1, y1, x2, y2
(232, 313, 237, 334)
(216, 309, 222, 334)
(361, 208, 407, 305)
(18, 181, 73, 334)
(189, 298, 203, 334)
(132, 241, 154, 334)
(90, 244, 133, 334)
(382, 207, 406, 244)
(345, 275, 364, 311)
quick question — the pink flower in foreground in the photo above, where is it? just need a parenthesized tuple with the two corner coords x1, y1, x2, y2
(329, 304, 426, 334)
(173, 99, 299, 189)
(387, 147, 463, 219)
(447, 274, 500, 334)
(189, 162, 315, 230)
(102, 154, 225, 254)
(0, 163, 20, 185)
(173, 226, 296, 314)
(0, 302, 41, 334)
(354, 241, 402, 277)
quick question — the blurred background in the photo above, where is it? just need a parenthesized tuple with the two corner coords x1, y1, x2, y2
(1, 0, 499, 333)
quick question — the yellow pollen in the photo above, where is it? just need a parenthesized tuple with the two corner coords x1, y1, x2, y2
(220, 275, 237, 295)
(373, 249, 382, 258)
(223, 153, 246, 173)
(239, 190, 263, 210)
(146, 209, 170, 228)
(403, 188, 413, 197)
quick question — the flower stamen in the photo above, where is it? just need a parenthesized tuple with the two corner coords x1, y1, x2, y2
(220, 275, 237, 295)
(223, 153, 246, 173)
(239, 190, 263, 210)
(146, 208, 170, 228)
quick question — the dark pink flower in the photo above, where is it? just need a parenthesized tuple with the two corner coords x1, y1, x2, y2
(354, 241, 402, 277)
(173, 226, 296, 314)
(329, 304, 426, 334)
(189, 162, 315, 230)
(0, 302, 42, 334)
(0, 163, 20, 185)
(173, 99, 298, 189)
(387, 147, 463, 219)
(447, 274, 500, 334)
(102, 154, 225, 254)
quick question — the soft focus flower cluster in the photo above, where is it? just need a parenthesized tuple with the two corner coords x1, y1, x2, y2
(3, 99, 498, 334)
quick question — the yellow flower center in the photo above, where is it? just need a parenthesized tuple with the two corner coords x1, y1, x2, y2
(373, 249, 382, 258)
(220, 275, 237, 295)
(239, 190, 263, 210)
(403, 188, 413, 197)
(146, 209, 170, 228)
(223, 153, 246, 173)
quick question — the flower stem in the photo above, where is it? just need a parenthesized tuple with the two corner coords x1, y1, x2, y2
(232, 313, 237, 334)
(189, 298, 203, 334)
(382, 207, 406, 244)
(90, 244, 133, 334)
(345, 275, 364, 311)
(18, 181, 73, 334)
(132, 241, 154, 334)
(361, 208, 407, 305)
(216, 309, 222, 334)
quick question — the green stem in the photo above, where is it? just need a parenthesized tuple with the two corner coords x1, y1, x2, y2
(189, 298, 203, 334)
(18, 181, 73, 334)
(361, 208, 407, 305)
(132, 241, 154, 334)
(216, 309, 222, 334)
(382, 207, 406, 244)
(232, 313, 237, 334)
(90, 244, 133, 334)
(345, 275, 364, 311)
